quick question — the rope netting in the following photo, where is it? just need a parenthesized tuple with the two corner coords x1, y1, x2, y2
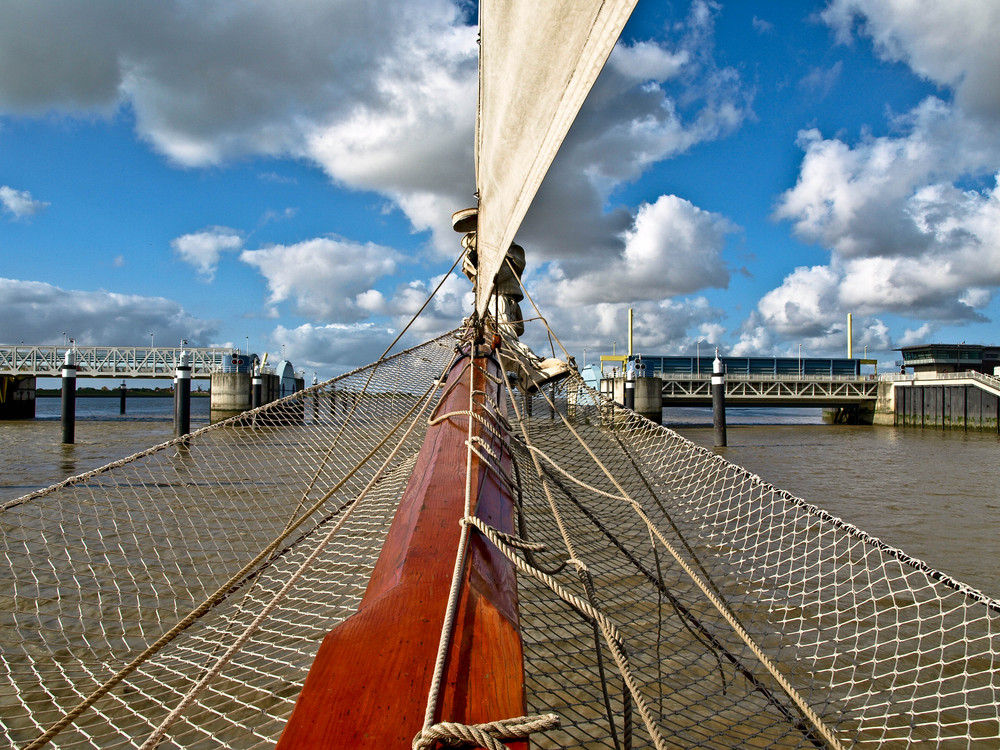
(509, 370, 1000, 748)
(2, 327, 999, 748)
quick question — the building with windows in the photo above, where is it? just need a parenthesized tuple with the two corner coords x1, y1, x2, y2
(897, 344, 1000, 375)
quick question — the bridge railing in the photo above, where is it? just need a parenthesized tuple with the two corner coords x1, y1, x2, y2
(881, 369, 1000, 395)
(0, 346, 238, 378)
(651, 371, 874, 382)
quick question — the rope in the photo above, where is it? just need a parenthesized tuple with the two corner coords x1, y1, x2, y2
(412, 713, 560, 750)
(137, 379, 439, 749)
(525, 370, 848, 750)
(463, 516, 669, 750)
(420, 354, 483, 733)
(23, 379, 441, 750)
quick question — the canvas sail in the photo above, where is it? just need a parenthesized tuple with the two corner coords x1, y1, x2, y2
(474, 0, 638, 316)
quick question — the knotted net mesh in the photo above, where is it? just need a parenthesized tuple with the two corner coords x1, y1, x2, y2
(1, 329, 998, 748)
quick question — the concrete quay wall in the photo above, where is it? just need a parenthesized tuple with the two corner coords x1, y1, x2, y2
(875, 379, 1000, 432)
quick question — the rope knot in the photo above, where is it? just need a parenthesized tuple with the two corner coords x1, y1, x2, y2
(412, 713, 559, 750)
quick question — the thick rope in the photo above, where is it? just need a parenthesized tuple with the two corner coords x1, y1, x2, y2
(420, 355, 482, 733)
(463, 516, 669, 750)
(525, 372, 848, 750)
(137, 379, 440, 749)
(413, 713, 560, 750)
(23, 380, 440, 750)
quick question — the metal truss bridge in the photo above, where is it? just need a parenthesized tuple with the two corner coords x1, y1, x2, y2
(0, 345, 240, 379)
(660, 373, 878, 407)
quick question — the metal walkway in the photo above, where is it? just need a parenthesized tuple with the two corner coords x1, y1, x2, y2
(0, 345, 239, 378)
(660, 373, 878, 407)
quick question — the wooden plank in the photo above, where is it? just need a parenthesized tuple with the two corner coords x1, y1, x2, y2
(275, 348, 525, 749)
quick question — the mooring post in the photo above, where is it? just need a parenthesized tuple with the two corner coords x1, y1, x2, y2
(252, 364, 263, 410)
(60, 349, 76, 444)
(174, 350, 191, 438)
(119, 380, 127, 415)
(712, 349, 727, 447)
(624, 357, 636, 411)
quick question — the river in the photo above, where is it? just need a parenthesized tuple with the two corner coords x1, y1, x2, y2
(1, 400, 997, 597)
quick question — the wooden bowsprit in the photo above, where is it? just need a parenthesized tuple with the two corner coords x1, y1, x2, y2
(275, 342, 526, 749)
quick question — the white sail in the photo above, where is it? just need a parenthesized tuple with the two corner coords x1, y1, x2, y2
(474, 0, 638, 316)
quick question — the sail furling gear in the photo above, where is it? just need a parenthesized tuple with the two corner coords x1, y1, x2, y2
(453, 208, 570, 392)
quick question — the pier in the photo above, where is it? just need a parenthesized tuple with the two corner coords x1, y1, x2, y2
(0, 344, 304, 431)
(600, 354, 879, 422)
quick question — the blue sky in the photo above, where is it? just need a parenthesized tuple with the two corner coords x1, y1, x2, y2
(2, 0, 998, 379)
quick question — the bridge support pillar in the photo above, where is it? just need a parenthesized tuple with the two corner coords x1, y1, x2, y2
(0, 375, 36, 420)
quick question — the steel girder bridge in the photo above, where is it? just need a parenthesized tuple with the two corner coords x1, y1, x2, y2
(0, 345, 240, 379)
(660, 373, 878, 407)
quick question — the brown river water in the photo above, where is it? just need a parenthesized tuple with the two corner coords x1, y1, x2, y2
(2, 398, 998, 597)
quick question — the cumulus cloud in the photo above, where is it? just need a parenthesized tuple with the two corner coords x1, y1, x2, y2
(270, 322, 397, 376)
(0, 186, 49, 219)
(517, 1, 751, 264)
(536, 194, 734, 306)
(240, 237, 402, 322)
(0, 0, 749, 275)
(0, 277, 217, 345)
(517, 295, 728, 362)
(740, 1, 1000, 355)
(171, 226, 244, 280)
(822, 0, 1000, 121)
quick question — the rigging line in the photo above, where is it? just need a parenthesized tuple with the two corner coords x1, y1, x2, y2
(528, 375, 846, 750)
(499, 359, 631, 747)
(610, 430, 730, 619)
(506, 256, 572, 362)
(138, 380, 439, 750)
(287, 248, 465, 520)
(464, 515, 670, 750)
(531, 455, 827, 749)
(499, 362, 581, 564)
(421, 349, 488, 733)
(23, 379, 441, 750)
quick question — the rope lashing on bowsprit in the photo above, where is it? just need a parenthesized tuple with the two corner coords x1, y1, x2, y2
(412, 713, 560, 750)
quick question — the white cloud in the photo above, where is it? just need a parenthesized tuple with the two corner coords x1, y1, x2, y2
(517, 295, 728, 361)
(536, 194, 734, 306)
(0, 277, 217, 345)
(171, 226, 244, 281)
(271, 322, 396, 376)
(729, 1, 1000, 357)
(0, 186, 49, 218)
(240, 237, 402, 322)
(0, 0, 749, 275)
(822, 0, 1000, 120)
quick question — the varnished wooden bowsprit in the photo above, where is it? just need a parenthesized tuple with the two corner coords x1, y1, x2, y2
(275, 345, 526, 749)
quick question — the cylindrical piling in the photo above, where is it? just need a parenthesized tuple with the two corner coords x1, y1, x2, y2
(119, 381, 127, 415)
(174, 351, 191, 438)
(712, 350, 727, 447)
(624, 359, 636, 411)
(252, 366, 263, 410)
(61, 350, 76, 444)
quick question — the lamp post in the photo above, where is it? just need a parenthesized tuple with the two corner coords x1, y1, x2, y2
(798, 343, 802, 376)
(149, 332, 154, 350)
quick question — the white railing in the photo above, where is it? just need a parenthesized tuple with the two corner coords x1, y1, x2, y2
(881, 369, 1000, 395)
(0, 345, 238, 378)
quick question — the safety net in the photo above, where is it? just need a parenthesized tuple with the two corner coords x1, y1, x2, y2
(1, 328, 998, 748)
